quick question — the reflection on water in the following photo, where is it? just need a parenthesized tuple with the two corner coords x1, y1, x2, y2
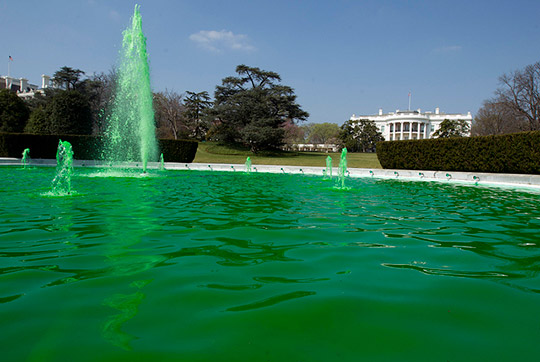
(159, 237, 303, 267)
(226, 290, 316, 312)
(103, 279, 152, 350)
(383, 263, 514, 278)
(97, 171, 163, 348)
(1, 167, 540, 360)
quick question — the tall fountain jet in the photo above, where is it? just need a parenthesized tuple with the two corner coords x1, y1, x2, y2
(103, 4, 158, 172)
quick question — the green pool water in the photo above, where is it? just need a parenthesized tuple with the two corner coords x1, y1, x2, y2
(1, 166, 540, 361)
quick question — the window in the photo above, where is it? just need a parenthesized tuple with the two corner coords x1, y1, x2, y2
(381, 125, 385, 132)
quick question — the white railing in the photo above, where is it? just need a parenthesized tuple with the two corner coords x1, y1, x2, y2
(283, 143, 340, 152)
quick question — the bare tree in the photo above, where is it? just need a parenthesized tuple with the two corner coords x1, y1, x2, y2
(304, 122, 341, 144)
(153, 90, 185, 139)
(496, 62, 540, 131)
(283, 119, 305, 145)
(472, 100, 527, 136)
(84, 70, 117, 135)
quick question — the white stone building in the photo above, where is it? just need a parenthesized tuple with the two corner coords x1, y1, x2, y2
(350, 108, 473, 140)
(0, 74, 54, 99)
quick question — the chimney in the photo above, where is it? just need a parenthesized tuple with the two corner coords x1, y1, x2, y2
(435, 107, 440, 115)
(378, 108, 383, 115)
(41, 74, 50, 89)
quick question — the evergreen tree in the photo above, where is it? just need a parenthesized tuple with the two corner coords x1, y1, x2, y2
(48, 90, 93, 135)
(24, 106, 51, 134)
(433, 119, 470, 138)
(0, 89, 30, 133)
(339, 119, 384, 152)
(25, 90, 92, 135)
(211, 65, 308, 152)
(53, 66, 85, 90)
(25, 67, 112, 135)
(184, 91, 212, 140)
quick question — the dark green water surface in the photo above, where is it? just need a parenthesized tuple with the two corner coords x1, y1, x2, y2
(1, 167, 540, 361)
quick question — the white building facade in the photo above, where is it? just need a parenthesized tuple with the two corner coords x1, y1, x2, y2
(350, 107, 473, 140)
(0, 74, 54, 99)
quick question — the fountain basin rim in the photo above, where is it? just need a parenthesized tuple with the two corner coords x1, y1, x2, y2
(2, 157, 540, 191)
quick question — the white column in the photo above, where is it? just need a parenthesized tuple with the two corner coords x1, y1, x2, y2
(19, 78, 28, 92)
(41, 74, 51, 89)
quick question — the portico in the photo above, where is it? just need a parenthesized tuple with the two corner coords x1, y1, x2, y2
(350, 108, 473, 140)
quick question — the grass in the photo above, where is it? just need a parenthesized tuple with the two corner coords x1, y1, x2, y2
(193, 142, 382, 169)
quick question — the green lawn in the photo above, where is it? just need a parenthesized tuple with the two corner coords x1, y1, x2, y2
(192, 142, 382, 169)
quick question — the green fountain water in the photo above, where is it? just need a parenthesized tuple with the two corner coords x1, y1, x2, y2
(103, 4, 158, 172)
(336, 148, 347, 189)
(50, 140, 74, 195)
(21, 148, 30, 168)
(245, 157, 252, 173)
(324, 155, 332, 179)
(159, 153, 165, 171)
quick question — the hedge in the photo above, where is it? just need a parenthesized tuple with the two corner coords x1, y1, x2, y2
(158, 138, 198, 163)
(0, 132, 198, 163)
(376, 131, 540, 174)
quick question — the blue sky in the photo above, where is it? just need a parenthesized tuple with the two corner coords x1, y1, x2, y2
(2, 0, 540, 124)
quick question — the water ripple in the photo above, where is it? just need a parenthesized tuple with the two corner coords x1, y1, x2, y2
(382, 263, 521, 279)
(226, 291, 316, 312)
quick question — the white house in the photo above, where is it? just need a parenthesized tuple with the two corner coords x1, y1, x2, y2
(350, 108, 473, 140)
(0, 74, 54, 99)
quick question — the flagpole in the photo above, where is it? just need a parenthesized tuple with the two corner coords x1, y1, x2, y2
(408, 92, 411, 111)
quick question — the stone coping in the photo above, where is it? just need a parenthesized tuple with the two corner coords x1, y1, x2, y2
(2, 158, 540, 191)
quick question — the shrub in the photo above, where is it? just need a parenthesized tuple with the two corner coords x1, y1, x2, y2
(376, 131, 540, 174)
(158, 139, 198, 163)
(0, 133, 198, 163)
(0, 133, 101, 159)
